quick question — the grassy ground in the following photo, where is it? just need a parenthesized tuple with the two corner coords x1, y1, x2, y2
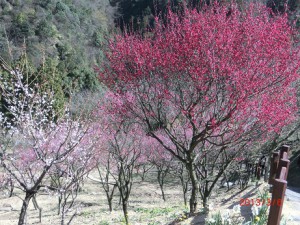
(0, 168, 299, 225)
(0, 170, 188, 225)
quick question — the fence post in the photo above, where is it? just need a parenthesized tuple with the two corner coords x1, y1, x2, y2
(255, 163, 258, 178)
(267, 145, 290, 225)
(267, 167, 287, 225)
(268, 152, 279, 185)
(264, 156, 269, 182)
(276, 157, 290, 181)
(279, 145, 290, 159)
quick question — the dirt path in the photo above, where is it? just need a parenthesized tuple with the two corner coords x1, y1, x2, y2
(283, 187, 300, 224)
(176, 183, 300, 225)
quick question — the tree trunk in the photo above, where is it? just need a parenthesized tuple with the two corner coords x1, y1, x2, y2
(18, 192, 34, 225)
(32, 196, 42, 223)
(119, 193, 122, 205)
(107, 193, 113, 212)
(157, 170, 166, 201)
(178, 164, 189, 207)
(141, 165, 146, 181)
(8, 177, 14, 197)
(180, 175, 188, 206)
(159, 183, 166, 201)
(202, 185, 209, 209)
(61, 207, 65, 225)
(108, 199, 113, 212)
(183, 192, 187, 207)
(186, 161, 198, 214)
(61, 195, 67, 225)
(58, 194, 62, 215)
(122, 200, 129, 225)
(105, 184, 116, 212)
(224, 172, 231, 191)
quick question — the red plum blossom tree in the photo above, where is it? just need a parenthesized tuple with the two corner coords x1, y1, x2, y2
(98, 3, 300, 213)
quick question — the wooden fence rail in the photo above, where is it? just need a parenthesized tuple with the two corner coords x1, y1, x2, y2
(267, 145, 290, 225)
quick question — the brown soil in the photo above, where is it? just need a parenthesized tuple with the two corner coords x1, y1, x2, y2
(0, 172, 298, 225)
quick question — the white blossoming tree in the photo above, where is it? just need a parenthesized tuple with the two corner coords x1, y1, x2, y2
(0, 63, 97, 225)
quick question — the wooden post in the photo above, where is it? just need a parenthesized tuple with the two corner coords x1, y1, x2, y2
(257, 165, 261, 180)
(276, 157, 290, 181)
(252, 162, 256, 175)
(264, 156, 269, 182)
(268, 152, 279, 185)
(255, 163, 258, 178)
(282, 152, 288, 160)
(279, 145, 290, 159)
(267, 168, 287, 225)
(267, 145, 290, 225)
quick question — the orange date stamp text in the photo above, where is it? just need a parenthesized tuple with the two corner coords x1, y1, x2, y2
(239, 198, 282, 206)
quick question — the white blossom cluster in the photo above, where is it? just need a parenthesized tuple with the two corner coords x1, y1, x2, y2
(1, 69, 55, 134)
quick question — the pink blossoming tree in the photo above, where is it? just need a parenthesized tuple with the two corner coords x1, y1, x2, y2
(98, 3, 300, 213)
(95, 102, 143, 225)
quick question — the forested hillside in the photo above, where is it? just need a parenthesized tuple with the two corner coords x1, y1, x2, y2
(112, 0, 300, 31)
(0, 0, 299, 119)
(0, 0, 116, 93)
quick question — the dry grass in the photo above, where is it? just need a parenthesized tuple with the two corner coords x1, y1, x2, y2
(0, 170, 298, 225)
(0, 170, 187, 225)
